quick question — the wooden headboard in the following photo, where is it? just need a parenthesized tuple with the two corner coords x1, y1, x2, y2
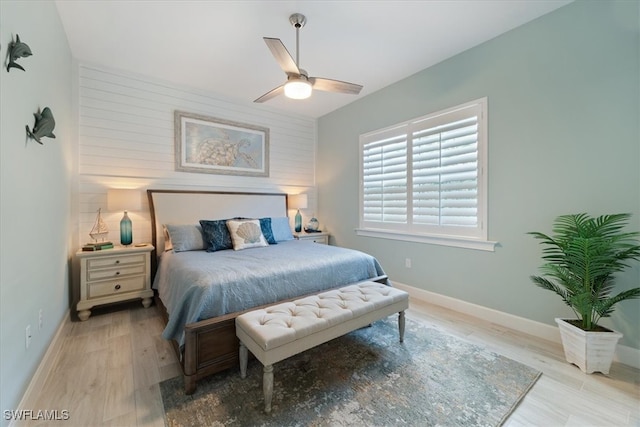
(147, 189, 289, 254)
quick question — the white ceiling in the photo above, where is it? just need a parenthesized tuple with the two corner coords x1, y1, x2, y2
(55, 0, 571, 119)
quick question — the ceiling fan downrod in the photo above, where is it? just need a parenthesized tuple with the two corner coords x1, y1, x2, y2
(289, 13, 306, 68)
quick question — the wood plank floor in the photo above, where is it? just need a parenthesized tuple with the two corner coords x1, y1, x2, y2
(20, 298, 640, 426)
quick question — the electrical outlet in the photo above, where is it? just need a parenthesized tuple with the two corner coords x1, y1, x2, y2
(25, 325, 31, 349)
(39, 309, 43, 330)
(405, 258, 412, 268)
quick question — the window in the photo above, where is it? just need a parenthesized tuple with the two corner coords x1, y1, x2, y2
(358, 98, 495, 251)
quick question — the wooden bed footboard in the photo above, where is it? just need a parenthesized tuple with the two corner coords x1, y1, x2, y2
(157, 275, 389, 394)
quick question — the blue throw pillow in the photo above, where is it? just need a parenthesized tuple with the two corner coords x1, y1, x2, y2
(271, 217, 294, 241)
(200, 219, 234, 252)
(164, 224, 205, 252)
(259, 217, 277, 245)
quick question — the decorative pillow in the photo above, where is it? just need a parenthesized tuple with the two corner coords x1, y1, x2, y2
(231, 217, 277, 245)
(271, 216, 294, 241)
(258, 217, 277, 245)
(226, 219, 268, 251)
(164, 224, 205, 252)
(200, 219, 234, 252)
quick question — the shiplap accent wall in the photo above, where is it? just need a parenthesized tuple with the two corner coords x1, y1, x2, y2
(76, 64, 317, 247)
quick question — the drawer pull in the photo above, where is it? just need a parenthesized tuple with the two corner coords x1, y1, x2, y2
(115, 260, 120, 264)
(115, 284, 121, 291)
(115, 271, 120, 276)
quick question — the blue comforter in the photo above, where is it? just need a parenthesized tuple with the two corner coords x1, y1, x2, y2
(154, 240, 388, 345)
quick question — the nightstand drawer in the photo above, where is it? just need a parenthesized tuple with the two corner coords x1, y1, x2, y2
(87, 253, 145, 270)
(293, 232, 330, 244)
(307, 236, 328, 244)
(87, 264, 145, 281)
(88, 276, 145, 299)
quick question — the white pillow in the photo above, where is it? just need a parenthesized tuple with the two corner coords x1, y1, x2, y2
(164, 224, 205, 252)
(226, 219, 268, 251)
(271, 216, 294, 241)
(162, 225, 174, 252)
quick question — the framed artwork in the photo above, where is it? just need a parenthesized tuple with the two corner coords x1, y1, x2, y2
(174, 111, 269, 177)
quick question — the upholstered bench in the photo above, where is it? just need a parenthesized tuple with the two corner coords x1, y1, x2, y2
(235, 281, 409, 413)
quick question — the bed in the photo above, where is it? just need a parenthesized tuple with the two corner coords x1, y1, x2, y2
(147, 189, 390, 394)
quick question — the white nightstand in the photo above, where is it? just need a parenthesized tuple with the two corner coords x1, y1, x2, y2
(76, 244, 154, 321)
(293, 231, 330, 245)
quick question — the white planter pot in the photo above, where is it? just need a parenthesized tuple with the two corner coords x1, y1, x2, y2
(555, 318, 622, 374)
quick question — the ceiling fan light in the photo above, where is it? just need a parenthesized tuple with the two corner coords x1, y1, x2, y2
(284, 79, 312, 99)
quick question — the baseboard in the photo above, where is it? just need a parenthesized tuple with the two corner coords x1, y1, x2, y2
(10, 310, 72, 427)
(614, 343, 640, 369)
(393, 281, 640, 370)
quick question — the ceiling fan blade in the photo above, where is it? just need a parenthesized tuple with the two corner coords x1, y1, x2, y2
(254, 85, 284, 103)
(309, 77, 363, 95)
(263, 37, 300, 76)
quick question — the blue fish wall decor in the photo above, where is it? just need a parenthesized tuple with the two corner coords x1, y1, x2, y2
(6, 34, 32, 72)
(26, 107, 56, 144)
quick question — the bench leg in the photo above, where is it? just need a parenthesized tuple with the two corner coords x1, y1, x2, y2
(263, 364, 274, 413)
(239, 342, 248, 379)
(398, 310, 405, 342)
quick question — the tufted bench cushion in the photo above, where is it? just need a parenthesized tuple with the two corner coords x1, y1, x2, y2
(236, 280, 409, 412)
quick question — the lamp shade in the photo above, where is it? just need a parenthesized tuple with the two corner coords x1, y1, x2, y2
(289, 194, 308, 210)
(284, 78, 312, 100)
(107, 189, 141, 212)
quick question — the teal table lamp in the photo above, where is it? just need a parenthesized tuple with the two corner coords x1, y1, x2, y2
(107, 189, 141, 246)
(289, 194, 308, 233)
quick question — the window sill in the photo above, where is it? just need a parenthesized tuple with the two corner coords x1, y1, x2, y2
(355, 228, 498, 252)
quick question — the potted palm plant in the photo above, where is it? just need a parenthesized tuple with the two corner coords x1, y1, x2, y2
(529, 213, 640, 374)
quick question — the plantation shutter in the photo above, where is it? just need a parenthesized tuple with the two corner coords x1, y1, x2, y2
(412, 105, 480, 229)
(359, 98, 487, 243)
(361, 126, 408, 225)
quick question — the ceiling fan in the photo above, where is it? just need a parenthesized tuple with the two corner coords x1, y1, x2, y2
(254, 13, 363, 103)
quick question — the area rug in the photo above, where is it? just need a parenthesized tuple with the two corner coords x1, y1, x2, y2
(160, 317, 541, 427)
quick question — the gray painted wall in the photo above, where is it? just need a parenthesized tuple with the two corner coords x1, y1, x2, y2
(0, 1, 73, 421)
(317, 1, 640, 349)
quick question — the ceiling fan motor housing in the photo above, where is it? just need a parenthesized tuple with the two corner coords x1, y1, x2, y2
(289, 13, 306, 29)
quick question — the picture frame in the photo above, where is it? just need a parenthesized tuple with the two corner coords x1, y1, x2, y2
(174, 111, 269, 177)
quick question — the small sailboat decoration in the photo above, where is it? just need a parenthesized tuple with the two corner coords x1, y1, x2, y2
(89, 208, 109, 242)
